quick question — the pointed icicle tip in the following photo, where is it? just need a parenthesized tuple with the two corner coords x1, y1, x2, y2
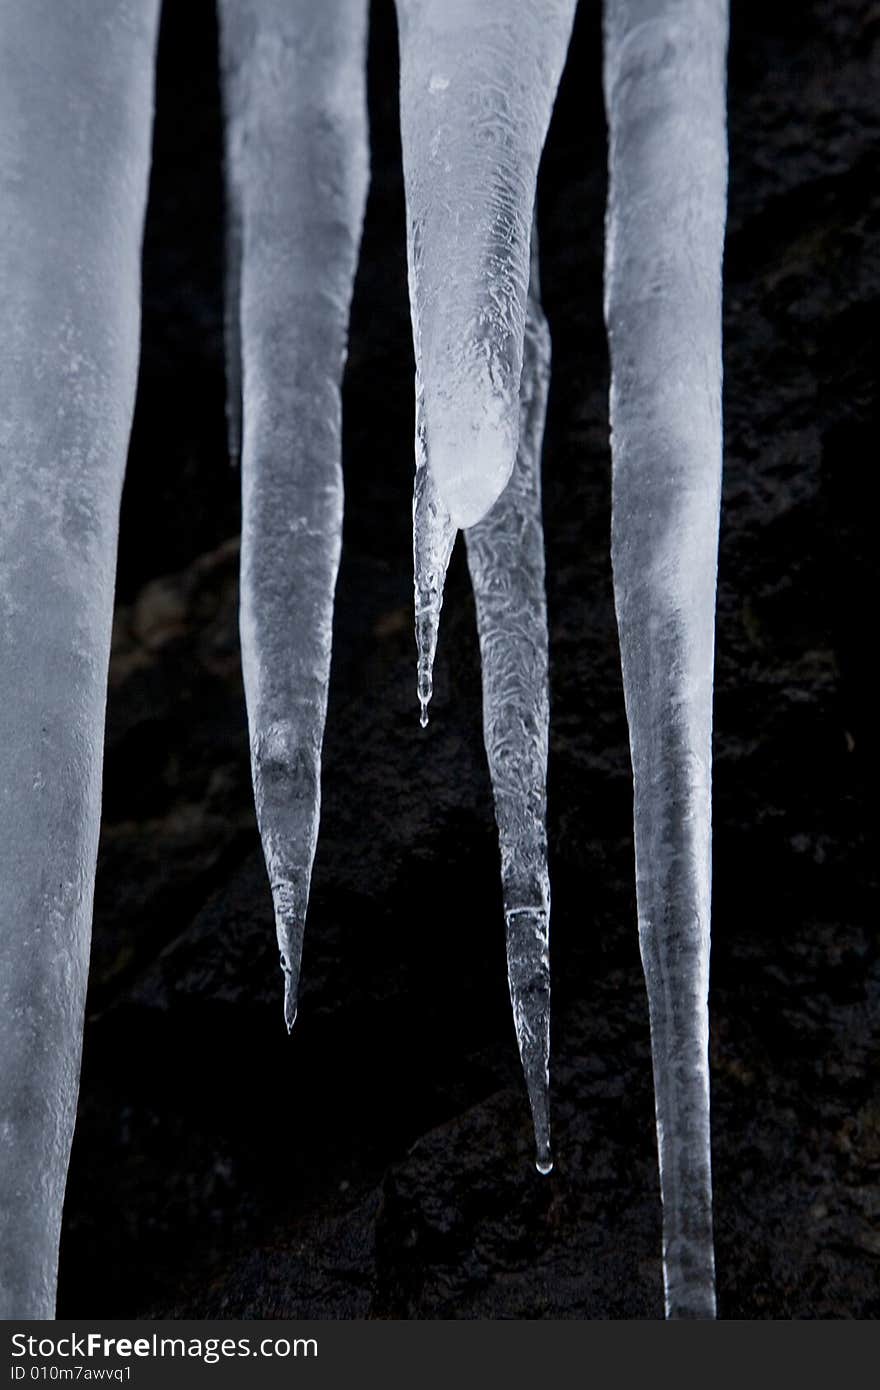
(412, 464, 456, 730)
(280, 952, 298, 1035)
(415, 606, 437, 726)
(417, 636, 433, 727)
(284, 982, 298, 1035)
(504, 907, 552, 1181)
(535, 1147, 554, 1177)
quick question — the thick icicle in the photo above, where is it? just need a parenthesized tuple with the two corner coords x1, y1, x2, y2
(465, 235, 553, 1175)
(0, 0, 160, 1318)
(603, 0, 729, 1319)
(396, 0, 576, 530)
(218, 0, 370, 1030)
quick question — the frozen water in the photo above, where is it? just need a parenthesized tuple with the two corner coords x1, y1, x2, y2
(0, 0, 735, 1323)
(396, 0, 576, 529)
(0, 0, 161, 1319)
(218, 0, 370, 1030)
(412, 228, 553, 1170)
(399, 0, 570, 1154)
(221, 104, 243, 467)
(412, 394, 457, 728)
(603, 0, 729, 1319)
(465, 235, 553, 1174)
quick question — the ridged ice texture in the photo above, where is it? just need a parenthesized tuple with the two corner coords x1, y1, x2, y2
(465, 241, 553, 1175)
(0, 0, 160, 1318)
(219, 0, 370, 1031)
(413, 230, 553, 1170)
(396, 0, 576, 529)
(412, 409, 457, 728)
(603, 0, 729, 1319)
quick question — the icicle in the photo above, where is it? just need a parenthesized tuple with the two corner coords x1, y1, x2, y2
(412, 393, 457, 727)
(221, 112, 243, 468)
(0, 0, 160, 1318)
(401, 0, 564, 1157)
(218, 0, 370, 1031)
(396, 0, 577, 530)
(465, 229, 553, 1175)
(602, 0, 729, 1319)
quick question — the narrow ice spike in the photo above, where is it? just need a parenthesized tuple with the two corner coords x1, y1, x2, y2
(283, 961, 297, 1035)
(603, 0, 729, 1319)
(218, 0, 370, 1027)
(396, 0, 577, 530)
(465, 230, 553, 1175)
(413, 402, 457, 726)
(0, 0, 160, 1318)
(221, 113, 243, 467)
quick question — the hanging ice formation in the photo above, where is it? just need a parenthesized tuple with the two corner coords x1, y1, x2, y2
(398, 0, 576, 1174)
(218, 0, 370, 1032)
(0, 0, 731, 1325)
(603, 0, 729, 1318)
(466, 240, 554, 1176)
(411, 230, 554, 1173)
(403, 0, 728, 1316)
(0, 0, 162, 1319)
(396, 0, 578, 532)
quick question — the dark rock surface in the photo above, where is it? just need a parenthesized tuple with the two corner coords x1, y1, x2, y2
(56, 0, 878, 1318)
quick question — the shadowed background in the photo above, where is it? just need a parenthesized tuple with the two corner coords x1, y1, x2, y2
(57, 0, 878, 1317)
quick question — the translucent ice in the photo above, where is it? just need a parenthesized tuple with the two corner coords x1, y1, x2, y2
(400, 0, 565, 1161)
(221, 106, 243, 467)
(412, 405, 457, 729)
(465, 236, 553, 1175)
(218, 0, 370, 1030)
(0, 0, 160, 1319)
(412, 228, 553, 1170)
(396, 0, 576, 529)
(603, 0, 729, 1319)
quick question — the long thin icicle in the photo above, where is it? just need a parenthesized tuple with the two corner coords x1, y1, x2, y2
(221, 105, 243, 468)
(397, 0, 576, 532)
(412, 226, 553, 1170)
(603, 0, 729, 1319)
(0, 0, 160, 1318)
(412, 407, 457, 729)
(465, 234, 553, 1175)
(218, 0, 370, 1031)
(400, 0, 567, 1164)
